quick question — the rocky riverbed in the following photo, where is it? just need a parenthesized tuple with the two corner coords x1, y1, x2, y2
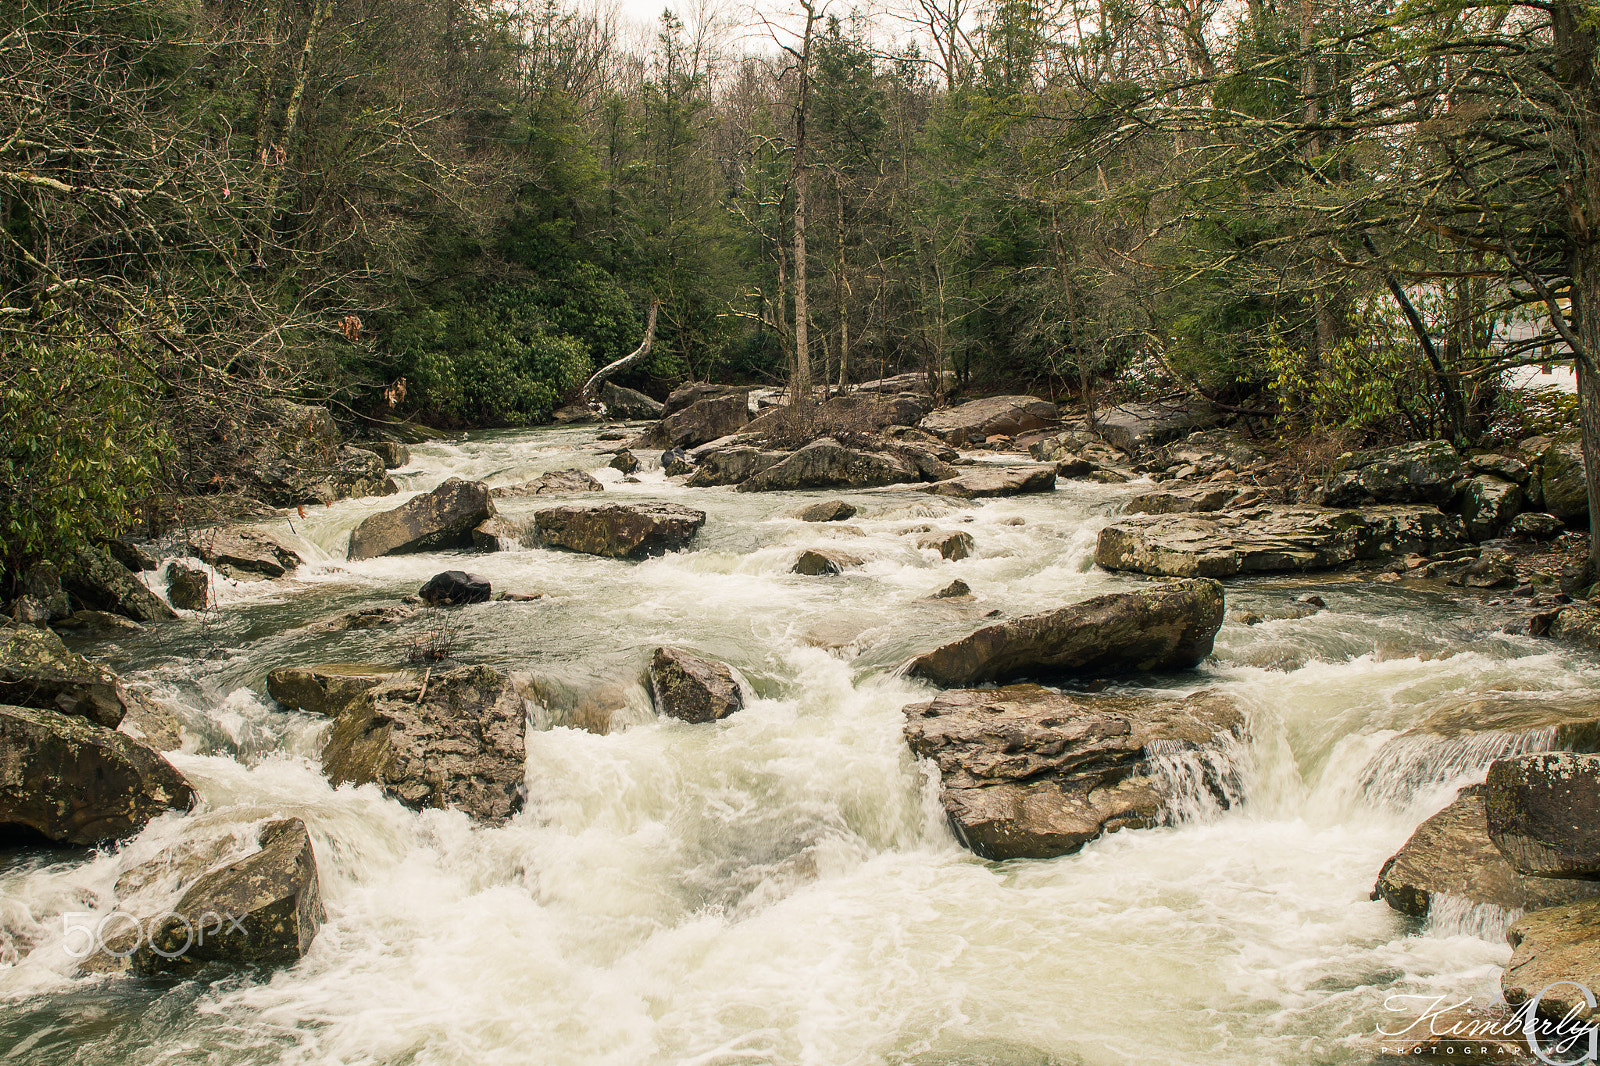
(1, 393, 1599, 1065)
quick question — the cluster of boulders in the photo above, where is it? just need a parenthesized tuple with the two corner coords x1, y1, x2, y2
(1374, 751, 1600, 1020)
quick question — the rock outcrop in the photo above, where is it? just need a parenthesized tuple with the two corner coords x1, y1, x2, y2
(923, 464, 1057, 499)
(903, 684, 1244, 859)
(321, 665, 528, 824)
(684, 446, 785, 487)
(1318, 440, 1468, 507)
(907, 578, 1224, 686)
(242, 401, 399, 506)
(1095, 505, 1466, 579)
(534, 502, 706, 558)
(189, 527, 304, 578)
(737, 439, 921, 492)
(1093, 403, 1222, 455)
(919, 396, 1059, 446)
(598, 381, 664, 420)
(641, 394, 752, 450)
(0, 702, 194, 844)
(1504, 899, 1600, 1021)
(348, 478, 494, 560)
(1486, 753, 1600, 878)
(647, 647, 745, 723)
(1371, 785, 1600, 919)
(491, 469, 605, 498)
(1123, 485, 1239, 515)
(0, 623, 134, 727)
(419, 570, 492, 605)
(62, 546, 177, 622)
(267, 663, 398, 717)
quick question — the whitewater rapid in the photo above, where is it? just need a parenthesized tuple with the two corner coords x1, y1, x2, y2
(3, 423, 1598, 1066)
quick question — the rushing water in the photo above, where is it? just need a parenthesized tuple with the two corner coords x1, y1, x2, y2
(4, 423, 1600, 1066)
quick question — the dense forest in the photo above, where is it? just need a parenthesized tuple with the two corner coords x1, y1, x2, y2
(3, 0, 1599, 575)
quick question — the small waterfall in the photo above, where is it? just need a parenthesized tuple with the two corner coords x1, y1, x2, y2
(1358, 727, 1561, 808)
(1426, 893, 1523, 942)
(1143, 729, 1252, 825)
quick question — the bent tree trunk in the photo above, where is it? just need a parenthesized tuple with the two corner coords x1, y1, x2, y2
(579, 299, 659, 413)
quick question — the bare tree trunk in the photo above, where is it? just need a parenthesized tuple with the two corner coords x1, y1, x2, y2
(580, 299, 660, 410)
(836, 185, 848, 390)
(259, 0, 331, 249)
(789, 3, 817, 404)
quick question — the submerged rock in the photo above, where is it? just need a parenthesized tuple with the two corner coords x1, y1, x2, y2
(135, 818, 325, 975)
(1486, 753, 1600, 878)
(903, 685, 1244, 859)
(1095, 505, 1466, 578)
(348, 478, 494, 560)
(535, 502, 706, 558)
(796, 499, 859, 522)
(648, 648, 745, 723)
(301, 604, 419, 633)
(321, 665, 528, 824)
(1505, 898, 1600, 1021)
(419, 570, 491, 606)
(267, 664, 399, 717)
(188, 526, 304, 578)
(0, 703, 194, 845)
(1371, 785, 1600, 919)
(919, 396, 1059, 446)
(906, 579, 1224, 686)
(491, 469, 605, 498)
(61, 546, 176, 623)
(0, 623, 133, 727)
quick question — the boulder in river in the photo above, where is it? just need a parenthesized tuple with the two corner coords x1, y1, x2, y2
(1317, 440, 1468, 507)
(1549, 605, 1600, 651)
(267, 663, 399, 717)
(1371, 784, 1600, 919)
(321, 665, 528, 824)
(0, 622, 134, 727)
(792, 548, 865, 575)
(598, 381, 664, 420)
(364, 440, 411, 468)
(1095, 505, 1467, 579)
(648, 647, 745, 723)
(165, 562, 210, 610)
(241, 401, 397, 505)
(609, 449, 639, 474)
(919, 396, 1059, 446)
(0, 702, 194, 844)
(491, 469, 605, 498)
(471, 515, 538, 551)
(348, 478, 494, 560)
(907, 578, 1224, 686)
(1504, 898, 1600, 1021)
(189, 526, 304, 578)
(917, 530, 974, 561)
(61, 546, 176, 623)
(660, 381, 750, 418)
(641, 394, 752, 450)
(135, 818, 325, 975)
(686, 446, 786, 487)
(1485, 753, 1600, 878)
(535, 502, 706, 558)
(1461, 474, 1524, 540)
(902, 684, 1244, 859)
(736, 439, 921, 492)
(796, 499, 858, 522)
(419, 570, 492, 606)
(923, 464, 1056, 499)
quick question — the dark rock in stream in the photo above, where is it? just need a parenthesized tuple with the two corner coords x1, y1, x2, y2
(796, 499, 859, 523)
(648, 648, 744, 723)
(348, 478, 495, 560)
(737, 439, 922, 492)
(792, 548, 865, 575)
(1486, 753, 1600, 878)
(419, 570, 492, 605)
(917, 530, 974, 560)
(165, 562, 210, 610)
(903, 684, 1244, 859)
(492, 469, 605, 498)
(321, 665, 528, 824)
(907, 579, 1224, 686)
(61, 546, 176, 623)
(639, 393, 752, 450)
(0, 702, 194, 844)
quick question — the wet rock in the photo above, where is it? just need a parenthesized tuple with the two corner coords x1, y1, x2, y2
(1462, 475, 1524, 540)
(1510, 512, 1565, 538)
(1093, 403, 1223, 456)
(641, 394, 752, 450)
(266, 664, 398, 717)
(1549, 605, 1600, 651)
(1124, 485, 1239, 515)
(608, 449, 639, 474)
(792, 548, 865, 575)
(903, 684, 1243, 859)
(935, 579, 972, 599)
(0, 702, 194, 844)
(491, 469, 605, 498)
(348, 478, 494, 560)
(61, 546, 177, 623)
(920, 396, 1059, 446)
(685, 446, 785, 487)
(662, 448, 695, 477)
(165, 563, 210, 610)
(598, 381, 664, 420)
(364, 440, 411, 468)
(1504, 899, 1600, 1021)
(923, 464, 1057, 499)
(471, 515, 538, 551)
(135, 818, 325, 975)
(321, 665, 528, 824)
(1486, 753, 1600, 878)
(0, 622, 132, 727)
(1095, 505, 1466, 579)
(917, 530, 974, 561)
(796, 499, 858, 522)
(534, 502, 706, 558)
(418, 570, 491, 606)
(1371, 785, 1600, 919)
(301, 604, 419, 633)
(737, 439, 921, 492)
(105, 540, 160, 573)
(1318, 441, 1467, 507)
(907, 578, 1224, 686)
(647, 647, 745, 724)
(188, 526, 304, 579)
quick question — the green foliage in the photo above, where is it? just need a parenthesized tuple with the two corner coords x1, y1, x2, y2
(1265, 335, 1432, 436)
(0, 312, 169, 569)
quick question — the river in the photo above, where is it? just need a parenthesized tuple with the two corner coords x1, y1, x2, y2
(3, 423, 1596, 1065)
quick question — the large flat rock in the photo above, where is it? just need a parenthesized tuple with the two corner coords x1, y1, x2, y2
(923, 464, 1057, 499)
(903, 684, 1244, 859)
(1505, 898, 1600, 1021)
(907, 578, 1223, 686)
(1095, 505, 1467, 578)
(535, 502, 706, 558)
(919, 396, 1059, 445)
